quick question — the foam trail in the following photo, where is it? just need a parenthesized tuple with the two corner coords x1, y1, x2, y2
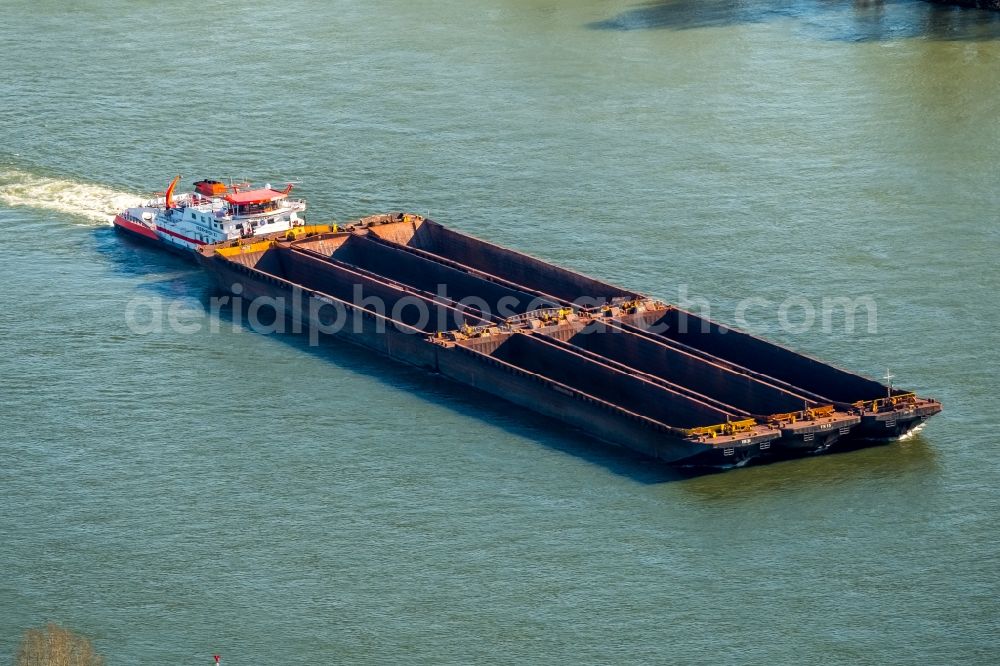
(897, 422, 926, 442)
(0, 168, 143, 224)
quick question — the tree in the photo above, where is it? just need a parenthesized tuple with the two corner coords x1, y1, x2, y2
(14, 624, 104, 666)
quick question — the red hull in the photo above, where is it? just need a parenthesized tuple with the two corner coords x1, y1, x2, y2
(113, 213, 159, 241)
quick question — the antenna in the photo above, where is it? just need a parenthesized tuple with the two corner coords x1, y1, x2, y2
(884, 368, 894, 399)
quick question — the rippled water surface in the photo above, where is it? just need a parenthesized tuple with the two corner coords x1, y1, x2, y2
(1, 1, 998, 663)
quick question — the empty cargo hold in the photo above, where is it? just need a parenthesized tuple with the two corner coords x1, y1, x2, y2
(292, 232, 556, 318)
(463, 331, 744, 430)
(435, 330, 779, 464)
(617, 308, 891, 404)
(364, 216, 639, 308)
(542, 320, 821, 417)
(540, 319, 860, 451)
(222, 242, 490, 333)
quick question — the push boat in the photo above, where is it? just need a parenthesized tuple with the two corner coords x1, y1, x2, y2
(113, 177, 308, 253)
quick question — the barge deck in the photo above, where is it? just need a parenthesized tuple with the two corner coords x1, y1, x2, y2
(196, 213, 940, 467)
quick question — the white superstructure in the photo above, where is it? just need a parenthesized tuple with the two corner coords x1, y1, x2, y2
(114, 177, 307, 251)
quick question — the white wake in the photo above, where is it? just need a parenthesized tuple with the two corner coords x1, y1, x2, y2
(897, 422, 927, 442)
(0, 168, 144, 224)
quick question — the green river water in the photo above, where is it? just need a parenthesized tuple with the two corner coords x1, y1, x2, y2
(1, 1, 998, 663)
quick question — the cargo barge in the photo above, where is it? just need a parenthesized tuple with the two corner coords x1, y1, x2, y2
(196, 213, 941, 467)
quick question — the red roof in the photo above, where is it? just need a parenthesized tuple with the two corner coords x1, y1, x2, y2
(224, 188, 286, 205)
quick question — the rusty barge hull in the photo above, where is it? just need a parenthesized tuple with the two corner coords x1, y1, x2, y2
(613, 308, 941, 441)
(197, 214, 940, 467)
(201, 242, 774, 466)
